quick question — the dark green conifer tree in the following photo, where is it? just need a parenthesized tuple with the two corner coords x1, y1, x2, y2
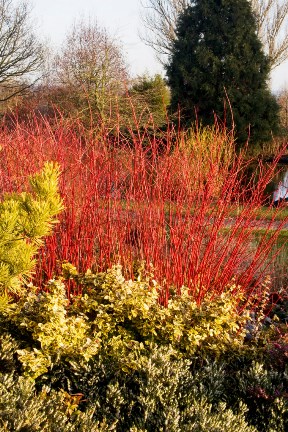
(166, 0, 280, 146)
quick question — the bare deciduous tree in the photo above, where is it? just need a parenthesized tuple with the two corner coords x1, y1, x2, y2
(141, 0, 288, 69)
(55, 19, 129, 118)
(0, 0, 44, 101)
(251, 0, 288, 67)
(140, 0, 189, 59)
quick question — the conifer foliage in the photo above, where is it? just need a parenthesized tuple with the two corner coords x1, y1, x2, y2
(166, 0, 280, 145)
(0, 162, 63, 302)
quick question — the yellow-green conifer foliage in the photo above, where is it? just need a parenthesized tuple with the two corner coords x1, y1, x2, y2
(0, 162, 63, 300)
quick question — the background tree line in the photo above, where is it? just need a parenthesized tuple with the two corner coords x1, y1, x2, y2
(0, 0, 170, 129)
(0, 0, 288, 149)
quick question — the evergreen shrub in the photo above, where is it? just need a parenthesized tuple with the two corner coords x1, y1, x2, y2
(1, 264, 287, 431)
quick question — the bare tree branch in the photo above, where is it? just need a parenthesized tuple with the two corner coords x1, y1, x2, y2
(55, 18, 129, 118)
(140, 0, 189, 62)
(0, 0, 44, 102)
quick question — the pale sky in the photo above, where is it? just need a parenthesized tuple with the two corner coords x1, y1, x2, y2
(31, 0, 288, 93)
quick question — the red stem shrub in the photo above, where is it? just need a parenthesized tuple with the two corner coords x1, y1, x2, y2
(0, 113, 286, 306)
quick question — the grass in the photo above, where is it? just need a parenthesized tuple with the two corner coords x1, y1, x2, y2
(230, 205, 288, 221)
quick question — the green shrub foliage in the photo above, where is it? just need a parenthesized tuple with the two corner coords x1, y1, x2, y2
(1, 264, 287, 431)
(0, 162, 63, 301)
(0, 372, 100, 432)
